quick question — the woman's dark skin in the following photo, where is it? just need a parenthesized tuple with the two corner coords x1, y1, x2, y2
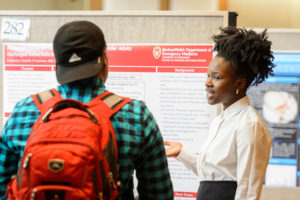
(165, 55, 247, 156)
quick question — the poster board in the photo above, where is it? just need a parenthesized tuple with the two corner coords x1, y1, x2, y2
(0, 11, 231, 199)
(250, 28, 300, 200)
(247, 51, 300, 188)
(2, 42, 215, 199)
(266, 29, 300, 51)
(0, 10, 231, 127)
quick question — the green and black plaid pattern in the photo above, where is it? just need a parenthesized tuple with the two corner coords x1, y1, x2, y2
(0, 77, 173, 200)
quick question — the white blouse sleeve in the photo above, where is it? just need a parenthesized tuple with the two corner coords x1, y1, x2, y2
(235, 121, 272, 200)
(176, 146, 199, 176)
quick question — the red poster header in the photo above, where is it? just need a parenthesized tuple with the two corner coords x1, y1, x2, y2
(4, 44, 213, 73)
(4, 44, 55, 65)
(107, 44, 213, 67)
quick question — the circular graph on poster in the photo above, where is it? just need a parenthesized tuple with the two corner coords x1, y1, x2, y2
(263, 91, 298, 123)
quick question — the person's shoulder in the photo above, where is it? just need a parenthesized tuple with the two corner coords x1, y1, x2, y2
(14, 95, 35, 109)
(3, 95, 37, 133)
(244, 106, 264, 123)
(119, 98, 148, 113)
(126, 98, 147, 106)
(10, 88, 52, 113)
(239, 105, 269, 132)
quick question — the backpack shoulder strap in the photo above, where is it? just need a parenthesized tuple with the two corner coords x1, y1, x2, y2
(31, 88, 63, 113)
(88, 91, 133, 118)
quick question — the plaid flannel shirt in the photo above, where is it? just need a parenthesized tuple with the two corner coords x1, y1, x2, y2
(0, 77, 173, 200)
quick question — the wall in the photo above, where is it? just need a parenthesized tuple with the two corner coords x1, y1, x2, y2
(1, 0, 300, 28)
(227, 0, 300, 28)
(0, 0, 54, 10)
(52, 0, 84, 11)
(103, 0, 160, 11)
(170, 0, 218, 11)
(102, 0, 219, 12)
(291, 0, 300, 28)
(0, 0, 86, 10)
(0, 0, 219, 12)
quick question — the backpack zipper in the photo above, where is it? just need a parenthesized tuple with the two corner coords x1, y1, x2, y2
(24, 153, 32, 189)
(107, 172, 117, 189)
(81, 164, 88, 189)
(116, 164, 121, 187)
(18, 153, 32, 189)
(23, 153, 32, 168)
(98, 192, 103, 200)
(30, 188, 38, 200)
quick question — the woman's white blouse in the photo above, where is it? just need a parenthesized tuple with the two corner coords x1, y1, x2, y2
(176, 96, 272, 200)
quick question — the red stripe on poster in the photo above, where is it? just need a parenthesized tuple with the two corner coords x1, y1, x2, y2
(5, 66, 52, 71)
(174, 191, 197, 198)
(107, 45, 213, 67)
(158, 67, 208, 73)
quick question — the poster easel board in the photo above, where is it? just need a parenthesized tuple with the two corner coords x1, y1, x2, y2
(0, 10, 232, 126)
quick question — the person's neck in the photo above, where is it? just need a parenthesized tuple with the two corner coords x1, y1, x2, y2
(223, 93, 246, 110)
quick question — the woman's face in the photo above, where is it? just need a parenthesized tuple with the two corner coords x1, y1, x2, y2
(205, 56, 239, 110)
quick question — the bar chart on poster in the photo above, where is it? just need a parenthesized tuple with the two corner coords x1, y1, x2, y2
(2, 43, 217, 199)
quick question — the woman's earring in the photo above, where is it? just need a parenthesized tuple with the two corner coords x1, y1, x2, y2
(236, 88, 239, 95)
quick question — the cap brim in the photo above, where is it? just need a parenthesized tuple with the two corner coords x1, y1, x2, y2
(56, 58, 102, 85)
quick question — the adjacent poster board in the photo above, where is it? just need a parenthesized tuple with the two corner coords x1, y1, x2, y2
(0, 10, 232, 199)
(247, 51, 300, 187)
(2, 43, 216, 199)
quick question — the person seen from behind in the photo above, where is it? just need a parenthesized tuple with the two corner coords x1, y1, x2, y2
(0, 20, 173, 200)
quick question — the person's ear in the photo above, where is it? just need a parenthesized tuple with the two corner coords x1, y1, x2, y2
(98, 50, 109, 82)
(102, 50, 108, 70)
(235, 77, 247, 94)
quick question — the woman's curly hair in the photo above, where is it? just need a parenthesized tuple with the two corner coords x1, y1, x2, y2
(212, 27, 275, 88)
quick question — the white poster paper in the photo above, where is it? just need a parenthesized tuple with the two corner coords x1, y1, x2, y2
(3, 43, 216, 198)
(1, 18, 30, 41)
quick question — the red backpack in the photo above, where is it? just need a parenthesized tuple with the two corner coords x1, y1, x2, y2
(6, 88, 132, 200)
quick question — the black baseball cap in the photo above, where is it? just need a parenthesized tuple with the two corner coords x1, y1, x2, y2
(53, 21, 107, 84)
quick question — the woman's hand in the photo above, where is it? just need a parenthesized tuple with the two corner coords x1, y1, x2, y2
(164, 141, 183, 157)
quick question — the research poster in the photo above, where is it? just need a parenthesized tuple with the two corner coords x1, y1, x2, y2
(3, 43, 216, 199)
(247, 52, 300, 187)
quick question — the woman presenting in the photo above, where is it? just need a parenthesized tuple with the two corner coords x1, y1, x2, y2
(164, 27, 275, 200)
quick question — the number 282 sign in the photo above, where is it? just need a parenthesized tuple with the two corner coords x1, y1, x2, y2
(1, 18, 30, 41)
